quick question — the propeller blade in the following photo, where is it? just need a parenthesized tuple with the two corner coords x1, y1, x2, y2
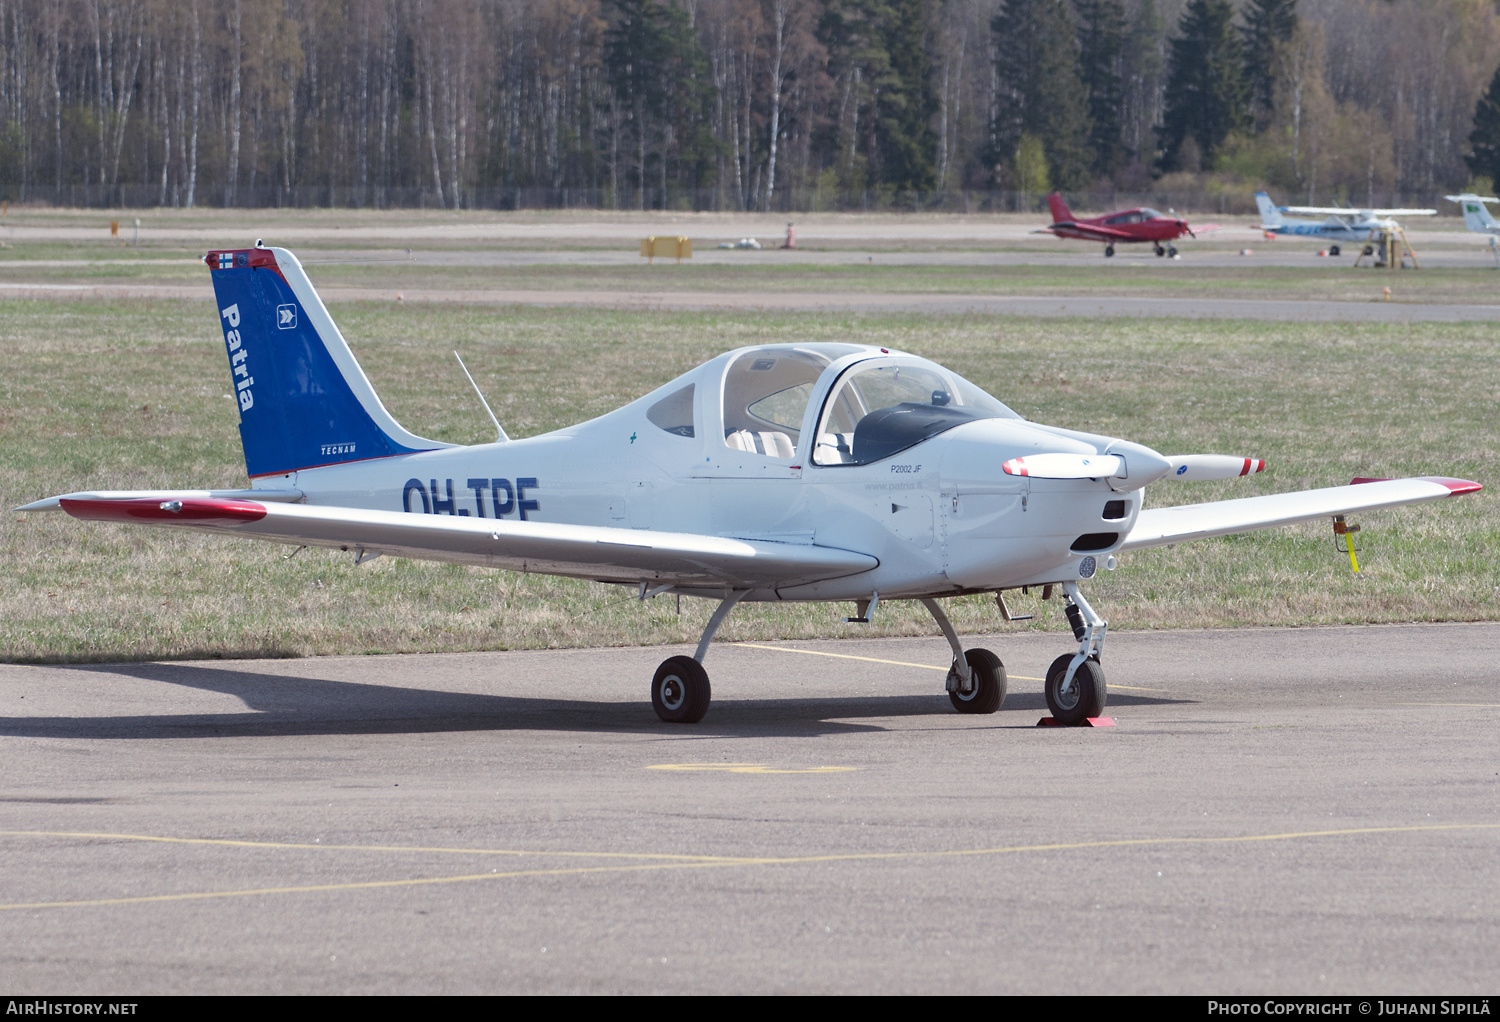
(1166, 455, 1266, 481)
(1002, 454, 1125, 479)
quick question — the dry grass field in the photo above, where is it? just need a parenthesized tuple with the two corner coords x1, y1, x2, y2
(2, 289, 1497, 663)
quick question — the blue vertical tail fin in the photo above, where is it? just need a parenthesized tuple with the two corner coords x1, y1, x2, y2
(206, 246, 450, 479)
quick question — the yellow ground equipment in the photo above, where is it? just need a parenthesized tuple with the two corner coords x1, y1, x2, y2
(640, 236, 692, 264)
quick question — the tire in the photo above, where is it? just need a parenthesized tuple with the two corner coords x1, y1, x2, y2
(1104, 245, 1115, 257)
(949, 648, 1007, 714)
(1363, 245, 1375, 256)
(1154, 245, 1165, 257)
(1329, 244, 1341, 256)
(652, 655, 711, 723)
(1044, 653, 1107, 725)
(1167, 245, 1178, 257)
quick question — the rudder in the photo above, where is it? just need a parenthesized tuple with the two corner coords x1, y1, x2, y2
(1046, 192, 1074, 224)
(207, 246, 448, 479)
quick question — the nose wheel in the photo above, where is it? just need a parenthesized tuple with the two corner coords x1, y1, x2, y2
(1045, 654, 1106, 724)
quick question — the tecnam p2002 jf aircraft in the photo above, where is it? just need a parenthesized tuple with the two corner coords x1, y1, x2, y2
(20, 245, 1481, 724)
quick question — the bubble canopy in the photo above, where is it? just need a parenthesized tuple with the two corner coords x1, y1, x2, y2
(811, 355, 1020, 466)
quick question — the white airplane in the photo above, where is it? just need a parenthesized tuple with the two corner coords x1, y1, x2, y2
(1443, 193, 1500, 265)
(1254, 191, 1436, 258)
(17, 245, 1483, 725)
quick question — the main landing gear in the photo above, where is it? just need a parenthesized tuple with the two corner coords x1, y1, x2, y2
(1104, 245, 1115, 257)
(1043, 581, 1109, 724)
(650, 590, 746, 723)
(921, 597, 1007, 713)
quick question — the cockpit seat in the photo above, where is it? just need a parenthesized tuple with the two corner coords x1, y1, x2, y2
(814, 432, 855, 464)
(725, 430, 796, 460)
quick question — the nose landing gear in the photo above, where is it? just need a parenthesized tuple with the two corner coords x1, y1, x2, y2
(1043, 582, 1109, 724)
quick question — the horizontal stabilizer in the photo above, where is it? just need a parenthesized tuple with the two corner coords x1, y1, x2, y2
(54, 497, 879, 589)
(1122, 477, 1480, 550)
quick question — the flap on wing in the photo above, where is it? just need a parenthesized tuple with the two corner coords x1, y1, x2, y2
(1121, 477, 1480, 551)
(57, 497, 878, 589)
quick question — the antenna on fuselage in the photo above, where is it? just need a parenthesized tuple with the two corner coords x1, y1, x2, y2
(453, 351, 509, 443)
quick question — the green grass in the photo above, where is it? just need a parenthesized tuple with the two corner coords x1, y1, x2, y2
(2, 299, 1497, 663)
(2, 252, 1495, 305)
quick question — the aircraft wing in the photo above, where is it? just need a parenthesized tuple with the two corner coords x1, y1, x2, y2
(1121, 477, 1480, 551)
(45, 497, 879, 589)
(1044, 222, 1137, 241)
(1284, 206, 1436, 217)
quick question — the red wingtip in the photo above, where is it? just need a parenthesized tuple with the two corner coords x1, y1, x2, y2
(60, 497, 267, 524)
(1417, 477, 1483, 495)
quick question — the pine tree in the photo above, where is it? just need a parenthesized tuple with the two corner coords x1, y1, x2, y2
(990, 0, 1092, 190)
(1242, 0, 1298, 131)
(1159, 0, 1247, 172)
(874, 0, 937, 192)
(1468, 64, 1500, 185)
(1075, 0, 1126, 178)
(604, 0, 717, 207)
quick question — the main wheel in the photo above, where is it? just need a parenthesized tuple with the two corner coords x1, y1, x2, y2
(1104, 245, 1115, 257)
(949, 648, 1007, 714)
(652, 655, 711, 723)
(1363, 244, 1375, 256)
(1329, 244, 1341, 256)
(1154, 244, 1165, 257)
(1044, 653, 1107, 725)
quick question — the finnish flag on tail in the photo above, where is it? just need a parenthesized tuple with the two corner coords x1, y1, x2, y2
(204, 246, 447, 479)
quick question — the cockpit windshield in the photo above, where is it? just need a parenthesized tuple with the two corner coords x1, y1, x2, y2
(1140, 208, 1165, 219)
(812, 358, 1019, 466)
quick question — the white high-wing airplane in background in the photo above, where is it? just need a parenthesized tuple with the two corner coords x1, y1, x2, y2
(1255, 192, 1436, 260)
(19, 245, 1482, 725)
(1444, 193, 1500, 265)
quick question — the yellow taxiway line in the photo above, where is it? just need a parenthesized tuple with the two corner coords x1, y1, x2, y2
(2, 822, 1495, 913)
(732, 641, 1169, 692)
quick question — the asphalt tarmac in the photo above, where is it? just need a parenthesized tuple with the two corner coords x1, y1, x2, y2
(2, 622, 1496, 994)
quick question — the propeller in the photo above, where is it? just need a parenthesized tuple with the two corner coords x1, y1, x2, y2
(1165, 455, 1265, 481)
(1003, 454, 1124, 479)
(1002, 452, 1264, 483)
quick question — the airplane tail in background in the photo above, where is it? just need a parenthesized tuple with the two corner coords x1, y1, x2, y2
(1046, 192, 1074, 224)
(206, 246, 450, 480)
(1254, 192, 1284, 227)
(1449, 194, 1500, 233)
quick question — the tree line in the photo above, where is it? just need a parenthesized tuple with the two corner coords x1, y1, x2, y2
(0, 0, 1496, 211)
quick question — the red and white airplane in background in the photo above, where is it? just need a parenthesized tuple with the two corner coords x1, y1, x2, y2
(18, 245, 1481, 725)
(1037, 192, 1218, 258)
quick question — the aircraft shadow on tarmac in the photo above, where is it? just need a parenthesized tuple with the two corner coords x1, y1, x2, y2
(2, 662, 1193, 739)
